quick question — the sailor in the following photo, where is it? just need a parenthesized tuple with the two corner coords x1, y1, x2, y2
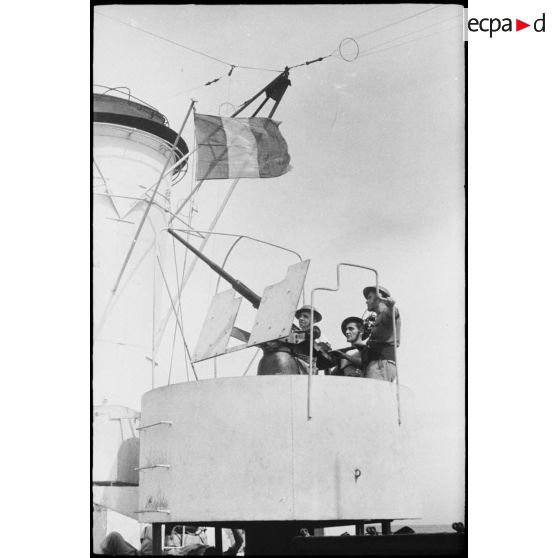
(356, 285, 401, 381)
(288, 305, 333, 374)
(256, 305, 332, 375)
(329, 316, 365, 377)
(100, 525, 152, 555)
(100, 527, 244, 556)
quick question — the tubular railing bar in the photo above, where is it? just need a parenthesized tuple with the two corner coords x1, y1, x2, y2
(111, 99, 196, 295)
(156, 254, 199, 381)
(134, 464, 171, 471)
(94, 85, 164, 117)
(308, 263, 380, 420)
(242, 348, 261, 376)
(154, 179, 241, 352)
(94, 192, 204, 237)
(137, 420, 173, 431)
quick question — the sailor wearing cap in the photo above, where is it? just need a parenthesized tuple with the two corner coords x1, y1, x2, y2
(357, 285, 401, 382)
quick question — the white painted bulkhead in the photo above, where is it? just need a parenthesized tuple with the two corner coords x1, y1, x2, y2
(138, 375, 421, 523)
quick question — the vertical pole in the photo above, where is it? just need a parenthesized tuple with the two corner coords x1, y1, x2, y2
(215, 527, 223, 554)
(313, 527, 324, 536)
(308, 299, 315, 420)
(355, 522, 365, 536)
(392, 307, 401, 426)
(152, 524, 163, 555)
(152, 225, 158, 389)
(381, 520, 392, 535)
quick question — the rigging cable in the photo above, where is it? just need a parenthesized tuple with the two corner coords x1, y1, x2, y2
(98, 5, 456, 104)
(157, 254, 199, 381)
(353, 5, 443, 40)
(94, 10, 282, 72)
(358, 12, 463, 57)
(359, 22, 462, 59)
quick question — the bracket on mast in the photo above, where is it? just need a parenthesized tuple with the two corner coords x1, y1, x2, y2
(232, 68, 291, 118)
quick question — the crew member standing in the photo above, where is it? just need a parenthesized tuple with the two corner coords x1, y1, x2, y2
(356, 285, 401, 381)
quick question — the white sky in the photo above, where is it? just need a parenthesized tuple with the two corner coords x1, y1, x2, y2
(94, 4, 465, 525)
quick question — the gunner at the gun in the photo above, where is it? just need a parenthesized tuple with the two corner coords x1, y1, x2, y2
(287, 305, 334, 374)
(354, 285, 401, 382)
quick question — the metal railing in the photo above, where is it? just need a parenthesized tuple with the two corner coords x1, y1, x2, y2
(308, 263, 401, 425)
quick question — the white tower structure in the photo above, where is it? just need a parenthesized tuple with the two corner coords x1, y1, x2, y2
(93, 92, 189, 550)
(93, 92, 188, 410)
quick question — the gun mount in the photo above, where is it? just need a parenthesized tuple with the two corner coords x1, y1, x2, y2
(168, 229, 311, 363)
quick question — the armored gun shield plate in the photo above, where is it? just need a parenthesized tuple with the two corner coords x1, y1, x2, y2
(247, 260, 310, 347)
(192, 289, 242, 362)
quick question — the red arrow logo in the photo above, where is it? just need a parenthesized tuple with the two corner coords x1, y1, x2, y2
(516, 19, 530, 31)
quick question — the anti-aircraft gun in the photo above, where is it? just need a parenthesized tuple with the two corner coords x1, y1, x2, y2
(168, 229, 334, 374)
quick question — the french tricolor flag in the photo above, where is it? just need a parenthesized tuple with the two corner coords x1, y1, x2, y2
(194, 113, 291, 180)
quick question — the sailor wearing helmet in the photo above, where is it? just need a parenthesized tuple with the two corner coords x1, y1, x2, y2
(256, 305, 333, 375)
(328, 316, 365, 377)
(288, 305, 333, 374)
(355, 285, 401, 382)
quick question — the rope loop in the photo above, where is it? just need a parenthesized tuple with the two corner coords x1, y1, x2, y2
(338, 37, 360, 62)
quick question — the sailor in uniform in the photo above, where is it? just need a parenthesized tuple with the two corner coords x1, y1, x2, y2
(357, 285, 401, 381)
(256, 305, 333, 375)
(329, 316, 365, 377)
(288, 305, 333, 374)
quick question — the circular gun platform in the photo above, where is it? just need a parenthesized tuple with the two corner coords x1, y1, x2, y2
(138, 376, 421, 525)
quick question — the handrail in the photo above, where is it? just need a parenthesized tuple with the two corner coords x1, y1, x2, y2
(137, 420, 173, 431)
(307, 263, 400, 425)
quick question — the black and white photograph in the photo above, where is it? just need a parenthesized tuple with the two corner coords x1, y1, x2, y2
(92, 4, 466, 556)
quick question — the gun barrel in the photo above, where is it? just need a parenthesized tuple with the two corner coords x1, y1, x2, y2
(168, 229, 262, 308)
